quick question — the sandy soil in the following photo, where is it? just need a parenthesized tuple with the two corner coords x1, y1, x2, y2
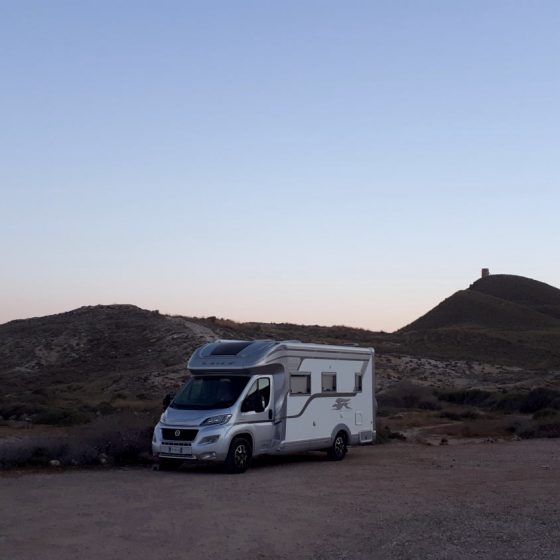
(1, 440, 559, 560)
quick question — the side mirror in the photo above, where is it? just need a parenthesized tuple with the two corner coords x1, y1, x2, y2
(162, 393, 173, 410)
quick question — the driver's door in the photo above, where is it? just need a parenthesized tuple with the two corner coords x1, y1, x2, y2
(240, 377, 275, 453)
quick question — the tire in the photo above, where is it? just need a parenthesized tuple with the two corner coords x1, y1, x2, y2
(224, 437, 252, 474)
(327, 431, 348, 461)
(158, 458, 181, 471)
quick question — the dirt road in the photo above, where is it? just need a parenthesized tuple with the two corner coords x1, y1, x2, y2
(1, 440, 559, 560)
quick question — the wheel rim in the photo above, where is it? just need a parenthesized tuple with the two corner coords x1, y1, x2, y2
(234, 443, 248, 469)
(335, 436, 345, 457)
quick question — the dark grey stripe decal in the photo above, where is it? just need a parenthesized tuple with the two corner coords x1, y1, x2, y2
(282, 392, 357, 420)
(234, 419, 274, 425)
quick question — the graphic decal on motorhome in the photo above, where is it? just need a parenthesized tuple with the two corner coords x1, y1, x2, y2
(332, 398, 351, 410)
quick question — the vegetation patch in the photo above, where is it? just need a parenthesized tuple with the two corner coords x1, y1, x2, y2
(0, 412, 157, 470)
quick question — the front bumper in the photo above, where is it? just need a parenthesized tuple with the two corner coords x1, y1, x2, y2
(152, 422, 231, 462)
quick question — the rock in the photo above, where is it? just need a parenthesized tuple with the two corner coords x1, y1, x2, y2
(439, 438, 448, 446)
(49, 460, 61, 467)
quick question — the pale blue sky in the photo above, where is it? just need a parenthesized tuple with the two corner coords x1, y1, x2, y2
(1, 1, 559, 331)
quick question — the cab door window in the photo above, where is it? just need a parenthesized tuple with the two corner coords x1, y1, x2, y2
(242, 378, 270, 413)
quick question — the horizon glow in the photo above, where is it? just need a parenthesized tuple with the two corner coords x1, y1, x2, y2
(1, 2, 559, 332)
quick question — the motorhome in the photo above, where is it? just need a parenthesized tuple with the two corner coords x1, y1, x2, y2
(152, 339, 376, 473)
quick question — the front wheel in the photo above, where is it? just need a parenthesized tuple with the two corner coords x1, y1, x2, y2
(224, 437, 252, 474)
(327, 432, 347, 461)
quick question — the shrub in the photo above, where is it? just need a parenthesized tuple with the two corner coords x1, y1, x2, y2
(506, 416, 560, 439)
(533, 408, 559, 420)
(519, 388, 560, 414)
(32, 408, 90, 426)
(375, 422, 406, 444)
(439, 408, 481, 421)
(0, 412, 157, 470)
(438, 387, 560, 415)
(438, 389, 494, 407)
(439, 410, 461, 421)
(378, 382, 441, 411)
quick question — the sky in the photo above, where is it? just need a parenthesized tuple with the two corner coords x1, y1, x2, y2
(1, 1, 559, 332)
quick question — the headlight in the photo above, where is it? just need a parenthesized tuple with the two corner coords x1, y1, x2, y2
(160, 411, 167, 423)
(200, 414, 231, 426)
(199, 435, 220, 445)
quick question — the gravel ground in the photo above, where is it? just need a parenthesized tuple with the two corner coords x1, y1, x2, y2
(1, 440, 559, 560)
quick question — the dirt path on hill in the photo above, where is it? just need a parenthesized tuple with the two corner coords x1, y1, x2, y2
(1, 440, 559, 560)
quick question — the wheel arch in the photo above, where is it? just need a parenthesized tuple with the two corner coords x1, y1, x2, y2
(330, 423, 351, 445)
(231, 431, 254, 450)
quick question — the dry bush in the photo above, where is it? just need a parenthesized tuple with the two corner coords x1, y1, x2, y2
(0, 412, 157, 470)
(437, 388, 494, 408)
(506, 416, 560, 439)
(439, 408, 481, 421)
(375, 420, 406, 444)
(378, 381, 441, 411)
(438, 387, 560, 415)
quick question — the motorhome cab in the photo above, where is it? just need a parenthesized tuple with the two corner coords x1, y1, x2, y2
(152, 340, 376, 473)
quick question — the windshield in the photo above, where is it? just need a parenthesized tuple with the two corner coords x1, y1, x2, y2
(171, 375, 250, 410)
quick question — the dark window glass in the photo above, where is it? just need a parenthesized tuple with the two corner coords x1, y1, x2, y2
(171, 375, 250, 410)
(322, 373, 337, 392)
(355, 374, 363, 392)
(290, 374, 311, 395)
(210, 342, 252, 356)
(242, 378, 270, 412)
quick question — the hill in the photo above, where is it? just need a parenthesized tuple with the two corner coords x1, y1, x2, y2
(0, 305, 392, 424)
(399, 275, 560, 368)
(2, 274, 560, 427)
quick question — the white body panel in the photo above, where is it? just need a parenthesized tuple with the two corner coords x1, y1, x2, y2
(284, 358, 374, 445)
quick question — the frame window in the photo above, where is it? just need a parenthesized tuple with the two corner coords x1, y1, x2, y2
(354, 373, 363, 392)
(321, 373, 337, 393)
(290, 374, 311, 395)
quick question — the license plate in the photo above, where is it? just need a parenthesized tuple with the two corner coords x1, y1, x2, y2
(161, 444, 192, 455)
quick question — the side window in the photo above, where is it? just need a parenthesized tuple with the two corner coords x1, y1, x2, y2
(258, 378, 270, 408)
(321, 373, 337, 392)
(355, 373, 363, 392)
(242, 378, 270, 412)
(290, 374, 311, 395)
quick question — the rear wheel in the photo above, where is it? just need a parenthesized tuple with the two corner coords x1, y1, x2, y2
(224, 437, 252, 474)
(327, 432, 348, 461)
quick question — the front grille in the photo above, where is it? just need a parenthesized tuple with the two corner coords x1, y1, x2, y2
(162, 428, 198, 442)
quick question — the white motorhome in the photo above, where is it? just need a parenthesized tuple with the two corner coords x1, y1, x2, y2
(152, 340, 376, 473)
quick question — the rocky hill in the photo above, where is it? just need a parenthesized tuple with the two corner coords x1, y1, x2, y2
(2, 274, 560, 426)
(0, 305, 393, 423)
(399, 275, 560, 368)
